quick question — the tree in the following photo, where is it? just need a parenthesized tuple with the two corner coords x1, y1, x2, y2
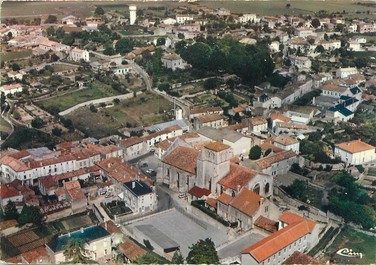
(89, 105, 97, 113)
(63, 238, 92, 264)
(31, 117, 45, 129)
(284, 179, 307, 201)
(315, 45, 325, 53)
(203, 78, 218, 90)
(18, 205, 42, 225)
(45, 15, 57, 24)
(115, 38, 134, 55)
(186, 238, 219, 264)
(113, 98, 120, 105)
(172, 250, 184, 264)
(311, 18, 321, 28)
(4, 200, 19, 220)
(94, 6, 105, 16)
(134, 252, 160, 264)
(156, 37, 166, 46)
(52, 127, 62, 136)
(7, 31, 13, 40)
(12, 63, 20, 71)
(55, 27, 66, 39)
(249, 145, 261, 160)
(286, 3, 291, 9)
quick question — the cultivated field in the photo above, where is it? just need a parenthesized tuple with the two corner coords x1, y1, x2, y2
(0, 50, 32, 64)
(66, 92, 173, 138)
(2, 1, 375, 20)
(36, 81, 121, 112)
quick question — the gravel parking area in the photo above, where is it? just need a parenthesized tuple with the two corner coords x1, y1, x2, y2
(125, 209, 230, 257)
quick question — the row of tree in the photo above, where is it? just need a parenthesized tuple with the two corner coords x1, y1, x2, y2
(176, 36, 274, 86)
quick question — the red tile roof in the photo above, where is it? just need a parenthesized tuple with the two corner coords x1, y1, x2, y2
(229, 188, 262, 217)
(205, 141, 230, 152)
(249, 116, 267, 126)
(120, 136, 143, 148)
(270, 113, 291, 122)
(162, 146, 199, 175)
(283, 251, 322, 265)
(119, 240, 147, 261)
(336, 139, 375, 153)
(188, 186, 211, 198)
(217, 192, 233, 205)
(66, 188, 86, 200)
(254, 216, 278, 233)
(21, 246, 49, 264)
(64, 180, 81, 190)
(255, 150, 296, 169)
(196, 113, 225, 123)
(0, 184, 21, 199)
(219, 164, 263, 190)
(0, 219, 18, 230)
(206, 198, 217, 208)
(100, 220, 122, 234)
(242, 212, 316, 262)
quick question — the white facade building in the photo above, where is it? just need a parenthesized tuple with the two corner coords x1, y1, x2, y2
(129, 5, 137, 25)
(69, 48, 90, 62)
(122, 180, 157, 213)
(335, 139, 376, 165)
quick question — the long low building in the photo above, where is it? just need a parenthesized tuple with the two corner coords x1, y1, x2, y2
(334, 139, 376, 165)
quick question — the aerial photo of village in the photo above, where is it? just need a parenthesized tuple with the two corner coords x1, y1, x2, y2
(0, 0, 375, 264)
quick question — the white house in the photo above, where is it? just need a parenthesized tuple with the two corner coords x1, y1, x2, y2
(272, 135, 300, 154)
(241, 212, 319, 265)
(249, 116, 268, 134)
(334, 139, 376, 165)
(336, 67, 358, 79)
(176, 14, 194, 24)
(161, 53, 185, 71)
(162, 18, 177, 25)
(289, 56, 311, 71)
(46, 226, 111, 263)
(0, 83, 23, 96)
(122, 180, 157, 213)
(294, 28, 314, 38)
(239, 14, 258, 23)
(193, 114, 227, 130)
(69, 47, 90, 62)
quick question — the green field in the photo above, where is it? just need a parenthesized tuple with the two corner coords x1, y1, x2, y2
(2, 1, 375, 20)
(325, 226, 376, 264)
(66, 93, 173, 138)
(0, 50, 32, 64)
(36, 81, 121, 113)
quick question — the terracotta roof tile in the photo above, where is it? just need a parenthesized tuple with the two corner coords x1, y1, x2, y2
(0, 184, 21, 199)
(259, 142, 284, 153)
(196, 113, 225, 123)
(64, 180, 81, 190)
(273, 135, 299, 146)
(188, 186, 211, 198)
(270, 113, 291, 122)
(119, 240, 147, 261)
(66, 188, 86, 200)
(100, 221, 122, 234)
(254, 216, 278, 233)
(0, 219, 18, 230)
(21, 246, 49, 264)
(255, 150, 297, 169)
(217, 192, 233, 205)
(205, 141, 230, 152)
(206, 198, 217, 208)
(120, 137, 143, 148)
(162, 146, 199, 175)
(249, 116, 267, 126)
(336, 139, 375, 153)
(219, 164, 262, 190)
(229, 188, 262, 217)
(242, 212, 316, 262)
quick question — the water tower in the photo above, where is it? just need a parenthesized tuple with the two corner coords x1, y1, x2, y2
(129, 5, 137, 25)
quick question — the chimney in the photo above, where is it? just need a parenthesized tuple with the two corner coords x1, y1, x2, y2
(132, 181, 135, 189)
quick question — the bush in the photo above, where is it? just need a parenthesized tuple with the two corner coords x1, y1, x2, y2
(191, 200, 229, 227)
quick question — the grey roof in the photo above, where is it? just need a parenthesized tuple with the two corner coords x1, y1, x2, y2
(135, 225, 180, 250)
(197, 127, 244, 143)
(123, 180, 153, 197)
(197, 127, 223, 141)
(221, 128, 244, 143)
(145, 119, 189, 132)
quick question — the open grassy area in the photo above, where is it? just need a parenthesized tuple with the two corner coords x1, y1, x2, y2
(2, 1, 374, 20)
(51, 63, 79, 73)
(0, 50, 32, 64)
(324, 226, 376, 264)
(36, 81, 121, 113)
(66, 92, 173, 138)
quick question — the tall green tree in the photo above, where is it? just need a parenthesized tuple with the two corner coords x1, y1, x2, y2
(249, 145, 261, 160)
(94, 6, 105, 16)
(172, 250, 184, 264)
(31, 117, 45, 129)
(134, 252, 160, 264)
(4, 200, 19, 220)
(186, 238, 219, 264)
(115, 38, 134, 55)
(18, 205, 43, 225)
(284, 179, 307, 201)
(63, 238, 92, 264)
